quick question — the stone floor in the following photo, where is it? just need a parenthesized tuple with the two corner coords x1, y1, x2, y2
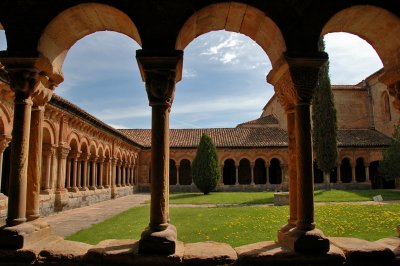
(0, 193, 399, 265)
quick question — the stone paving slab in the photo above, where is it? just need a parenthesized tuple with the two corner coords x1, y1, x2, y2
(42, 194, 150, 237)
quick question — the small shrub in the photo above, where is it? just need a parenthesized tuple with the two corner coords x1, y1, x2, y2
(191, 134, 221, 195)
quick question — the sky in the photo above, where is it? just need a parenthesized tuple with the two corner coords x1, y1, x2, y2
(0, 31, 383, 129)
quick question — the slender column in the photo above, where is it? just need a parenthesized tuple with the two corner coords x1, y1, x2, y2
(90, 158, 97, 190)
(176, 164, 180, 185)
(56, 146, 70, 192)
(137, 50, 182, 255)
(0, 135, 11, 195)
(70, 151, 80, 192)
(80, 153, 90, 190)
(337, 163, 341, 183)
(65, 158, 72, 189)
(42, 148, 52, 192)
(250, 163, 255, 185)
(104, 158, 110, 188)
(265, 163, 270, 186)
(110, 157, 117, 198)
(122, 163, 126, 186)
(365, 164, 370, 183)
(116, 161, 121, 187)
(351, 164, 356, 183)
(284, 54, 329, 253)
(235, 165, 239, 185)
(50, 147, 57, 190)
(5, 67, 41, 226)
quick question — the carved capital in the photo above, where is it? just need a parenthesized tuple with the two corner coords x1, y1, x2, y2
(285, 53, 328, 104)
(273, 70, 296, 112)
(1, 57, 59, 102)
(136, 50, 183, 107)
(58, 146, 71, 159)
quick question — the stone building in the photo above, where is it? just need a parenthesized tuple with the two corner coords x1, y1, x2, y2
(0, 1, 399, 264)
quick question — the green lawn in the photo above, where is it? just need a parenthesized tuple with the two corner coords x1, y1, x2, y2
(67, 203, 400, 247)
(164, 189, 400, 205)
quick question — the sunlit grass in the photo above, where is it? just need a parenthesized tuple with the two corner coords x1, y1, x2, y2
(164, 189, 400, 205)
(67, 203, 400, 247)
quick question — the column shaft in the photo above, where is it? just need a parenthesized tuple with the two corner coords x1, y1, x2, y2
(7, 97, 33, 226)
(26, 105, 45, 221)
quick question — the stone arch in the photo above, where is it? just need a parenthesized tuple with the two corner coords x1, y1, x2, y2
(179, 159, 192, 185)
(80, 137, 90, 154)
(254, 158, 266, 184)
(42, 120, 56, 146)
(269, 158, 282, 184)
(321, 5, 400, 70)
(223, 158, 236, 185)
(176, 2, 286, 69)
(0, 102, 12, 136)
(38, 3, 142, 78)
(355, 157, 366, 182)
(66, 131, 81, 150)
(238, 158, 251, 185)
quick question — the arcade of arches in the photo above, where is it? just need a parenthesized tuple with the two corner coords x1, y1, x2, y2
(0, 1, 399, 264)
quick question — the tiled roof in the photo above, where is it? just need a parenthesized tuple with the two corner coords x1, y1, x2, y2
(331, 84, 365, 90)
(337, 129, 392, 147)
(119, 128, 288, 148)
(119, 128, 392, 149)
(236, 114, 279, 127)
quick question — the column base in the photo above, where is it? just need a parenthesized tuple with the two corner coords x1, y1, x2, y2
(138, 224, 177, 255)
(68, 187, 80, 193)
(277, 227, 330, 254)
(89, 186, 97, 191)
(0, 218, 51, 249)
(79, 187, 89, 191)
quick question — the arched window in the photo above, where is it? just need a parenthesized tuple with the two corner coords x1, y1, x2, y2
(313, 160, 324, 183)
(254, 158, 267, 184)
(169, 159, 177, 185)
(383, 92, 391, 121)
(238, 159, 251, 184)
(269, 158, 282, 184)
(223, 159, 236, 185)
(179, 159, 192, 185)
(340, 158, 352, 183)
(355, 157, 366, 182)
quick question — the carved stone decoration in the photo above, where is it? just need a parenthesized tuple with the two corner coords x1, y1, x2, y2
(285, 54, 328, 104)
(145, 70, 176, 107)
(273, 70, 296, 112)
(136, 50, 183, 108)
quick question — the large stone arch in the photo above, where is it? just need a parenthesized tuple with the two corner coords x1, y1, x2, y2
(175, 2, 286, 69)
(322, 5, 400, 68)
(37, 3, 142, 79)
(322, 5, 400, 108)
(42, 120, 56, 146)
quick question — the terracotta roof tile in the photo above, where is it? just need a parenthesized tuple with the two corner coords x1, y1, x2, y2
(337, 129, 392, 147)
(236, 114, 279, 127)
(119, 128, 288, 148)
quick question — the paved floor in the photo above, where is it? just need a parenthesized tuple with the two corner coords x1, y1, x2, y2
(43, 193, 150, 237)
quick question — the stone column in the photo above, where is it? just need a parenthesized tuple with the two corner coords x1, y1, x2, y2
(56, 146, 70, 192)
(351, 163, 356, 183)
(104, 158, 110, 188)
(265, 163, 270, 187)
(137, 50, 183, 255)
(41, 146, 52, 193)
(0, 135, 11, 196)
(250, 163, 255, 185)
(80, 153, 90, 191)
(98, 159, 104, 189)
(284, 54, 330, 253)
(122, 163, 126, 186)
(90, 158, 97, 190)
(176, 164, 180, 185)
(65, 158, 72, 189)
(235, 165, 239, 185)
(69, 151, 80, 192)
(337, 163, 341, 183)
(365, 164, 370, 183)
(4, 67, 43, 226)
(111, 157, 117, 198)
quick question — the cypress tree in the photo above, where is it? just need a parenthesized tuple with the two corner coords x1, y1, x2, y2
(379, 124, 400, 181)
(312, 37, 338, 189)
(191, 134, 221, 195)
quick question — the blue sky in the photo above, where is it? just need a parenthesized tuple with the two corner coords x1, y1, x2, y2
(0, 31, 382, 129)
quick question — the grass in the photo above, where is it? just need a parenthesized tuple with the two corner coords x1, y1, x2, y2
(163, 189, 400, 205)
(67, 203, 400, 247)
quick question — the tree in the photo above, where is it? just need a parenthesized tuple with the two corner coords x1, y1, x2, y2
(379, 124, 400, 181)
(312, 37, 338, 190)
(191, 134, 221, 195)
